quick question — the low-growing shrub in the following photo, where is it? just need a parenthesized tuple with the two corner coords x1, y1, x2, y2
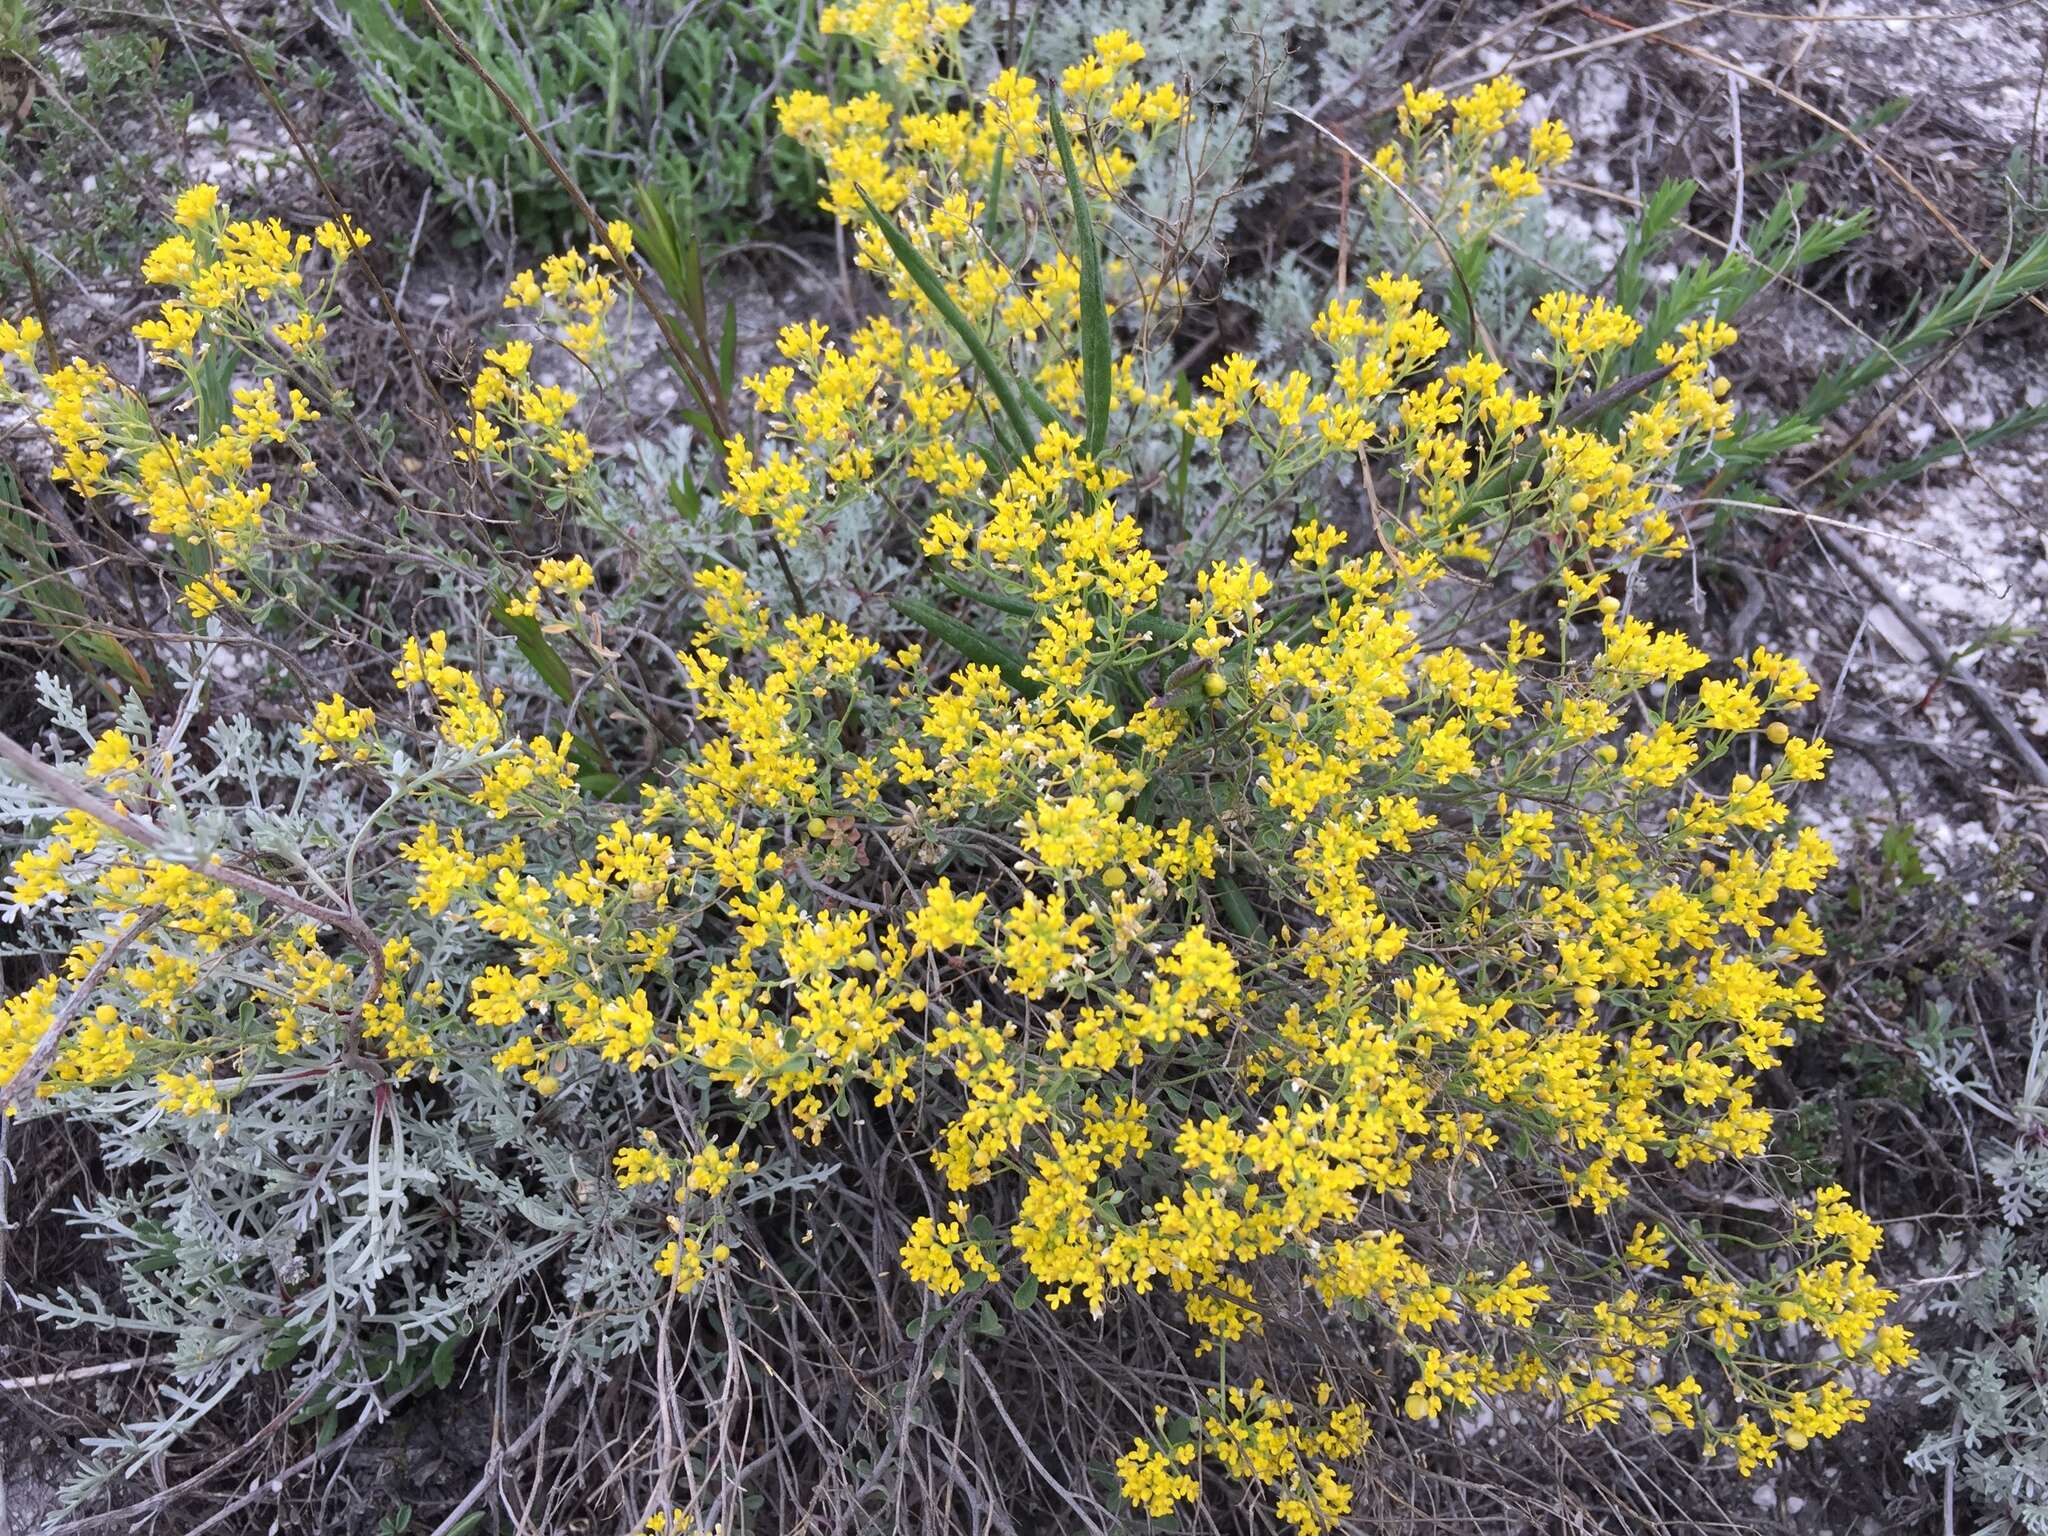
(1910, 1225, 2048, 1535)
(1, 10, 1916, 1531)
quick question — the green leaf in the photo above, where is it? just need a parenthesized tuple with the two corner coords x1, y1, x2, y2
(1879, 822, 1932, 889)
(890, 593, 1040, 696)
(1012, 1274, 1040, 1309)
(857, 188, 1051, 449)
(718, 299, 738, 397)
(667, 466, 703, 522)
(1171, 372, 1194, 529)
(261, 1326, 308, 1371)
(633, 182, 698, 324)
(193, 345, 236, 440)
(1153, 680, 1216, 712)
(1615, 179, 1697, 317)
(932, 565, 1037, 618)
(577, 770, 624, 801)
(1125, 608, 1191, 642)
(132, 1219, 179, 1274)
(1837, 399, 2048, 501)
(429, 1334, 458, 1391)
(491, 595, 576, 705)
(1214, 873, 1261, 939)
(1757, 94, 1910, 175)
(1049, 99, 1112, 458)
(1444, 233, 1490, 355)
(0, 473, 155, 696)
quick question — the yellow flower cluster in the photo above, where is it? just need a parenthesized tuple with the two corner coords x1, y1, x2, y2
(0, 24, 1910, 1532)
(301, 694, 377, 762)
(4, 738, 254, 1118)
(456, 224, 635, 480)
(614, 1128, 754, 1294)
(1374, 76, 1572, 244)
(0, 185, 341, 619)
(899, 1204, 1001, 1293)
(819, 0, 974, 84)
(1119, 1381, 1368, 1535)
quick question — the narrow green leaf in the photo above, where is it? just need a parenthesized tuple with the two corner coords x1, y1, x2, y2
(1172, 373, 1193, 523)
(667, 467, 703, 522)
(1214, 873, 1261, 939)
(492, 597, 576, 705)
(890, 593, 1040, 696)
(1153, 682, 1213, 712)
(718, 299, 738, 397)
(932, 565, 1037, 617)
(1050, 99, 1112, 457)
(630, 182, 687, 301)
(1757, 94, 1910, 175)
(194, 345, 235, 440)
(1125, 608, 1191, 641)
(430, 1335, 457, 1391)
(1838, 399, 2048, 501)
(857, 188, 1049, 448)
(682, 226, 708, 334)
(1614, 179, 1696, 318)
(576, 770, 625, 801)
(261, 1327, 307, 1371)
(1444, 234, 1489, 355)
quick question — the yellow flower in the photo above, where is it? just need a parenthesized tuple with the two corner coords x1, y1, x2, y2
(300, 694, 376, 761)
(1115, 1438, 1198, 1517)
(908, 877, 987, 953)
(314, 215, 372, 260)
(0, 314, 43, 367)
(156, 1069, 225, 1119)
(173, 183, 221, 229)
(999, 889, 1092, 999)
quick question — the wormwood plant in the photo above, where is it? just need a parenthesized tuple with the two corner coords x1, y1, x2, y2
(1906, 995, 2048, 1534)
(0, 9, 1915, 1532)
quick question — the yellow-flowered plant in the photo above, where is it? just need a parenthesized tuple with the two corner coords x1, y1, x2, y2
(0, 16, 1911, 1533)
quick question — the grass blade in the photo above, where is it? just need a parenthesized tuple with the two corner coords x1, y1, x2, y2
(1049, 99, 1112, 458)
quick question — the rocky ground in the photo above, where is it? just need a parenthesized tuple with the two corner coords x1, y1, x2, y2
(1531, 3, 2048, 862)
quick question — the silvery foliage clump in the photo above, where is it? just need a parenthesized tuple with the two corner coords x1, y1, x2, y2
(1908, 994, 2048, 1535)
(1015, 0, 1397, 294)
(1, 672, 675, 1511)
